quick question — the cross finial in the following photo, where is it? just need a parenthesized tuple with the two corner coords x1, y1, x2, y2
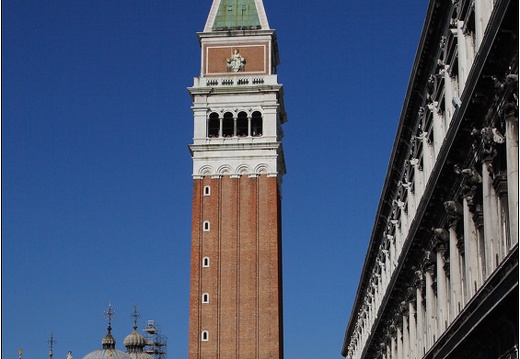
(131, 306, 140, 330)
(48, 333, 57, 359)
(103, 302, 117, 333)
(103, 302, 117, 323)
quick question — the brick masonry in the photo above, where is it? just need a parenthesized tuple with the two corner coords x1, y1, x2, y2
(188, 174, 283, 359)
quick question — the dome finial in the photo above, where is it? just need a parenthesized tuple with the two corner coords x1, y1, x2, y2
(48, 333, 57, 359)
(131, 306, 140, 331)
(102, 302, 117, 349)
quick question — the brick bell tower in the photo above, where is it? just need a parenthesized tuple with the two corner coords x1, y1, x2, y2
(187, 0, 286, 358)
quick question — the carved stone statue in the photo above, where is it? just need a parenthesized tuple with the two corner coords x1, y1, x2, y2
(227, 49, 246, 72)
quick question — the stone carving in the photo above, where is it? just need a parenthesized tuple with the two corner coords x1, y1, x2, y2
(443, 200, 463, 226)
(431, 227, 448, 250)
(455, 166, 482, 211)
(227, 49, 246, 72)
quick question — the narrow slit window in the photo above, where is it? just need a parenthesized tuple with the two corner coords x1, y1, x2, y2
(204, 186, 211, 196)
(202, 257, 210, 267)
(203, 221, 210, 231)
(251, 111, 263, 137)
(202, 293, 210, 303)
(202, 331, 209, 342)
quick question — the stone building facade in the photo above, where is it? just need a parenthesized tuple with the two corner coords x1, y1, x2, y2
(342, 0, 518, 358)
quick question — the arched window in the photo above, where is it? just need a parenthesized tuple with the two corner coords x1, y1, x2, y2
(251, 111, 263, 137)
(222, 112, 234, 137)
(201, 331, 209, 342)
(208, 112, 220, 138)
(203, 221, 210, 231)
(204, 186, 211, 196)
(236, 112, 248, 137)
(202, 257, 210, 267)
(202, 293, 210, 303)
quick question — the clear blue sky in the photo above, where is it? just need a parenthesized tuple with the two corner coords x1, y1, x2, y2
(2, 1, 429, 358)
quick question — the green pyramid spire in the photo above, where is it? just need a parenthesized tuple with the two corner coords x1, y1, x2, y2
(212, 0, 262, 30)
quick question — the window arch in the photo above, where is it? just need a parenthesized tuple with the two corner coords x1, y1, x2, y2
(251, 111, 263, 137)
(202, 257, 210, 267)
(208, 112, 220, 138)
(203, 221, 210, 231)
(222, 112, 234, 137)
(203, 186, 211, 196)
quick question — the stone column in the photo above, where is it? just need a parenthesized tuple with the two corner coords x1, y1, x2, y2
(415, 270, 425, 357)
(442, 64, 456, 124)
(474, 0, 493, 48)
(460, 168, 483, 298)
(444, 201, 463, 317)
(424, 253, 436, 350)
(504, 101, 518, 247)
(480, 127, 502, 276)
(408, 297, 417, 359)
(493, 174, 509, 259)
(389, 235, 397, 277)
(396, 326, 403, 359)
(390, 325, 397, 359)
(433, 229, 448, 333)
(401, 305, 410, 359)
(428, 101, 444, 158)
(456, 21, 470, 89)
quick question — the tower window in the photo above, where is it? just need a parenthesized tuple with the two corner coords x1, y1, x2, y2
(202, 331, 209, 342)
(222, 112, 234, 137)
(251, 111, 263, 137)
(204, 186, 211, 196)
(203, 221, 210, 231)
(202, 293, 210, 303)
(208, 112, 220, 138)
(237, 112, 248, 137)
(202, 257, 210, 267)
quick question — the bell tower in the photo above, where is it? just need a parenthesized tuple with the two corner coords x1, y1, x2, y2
(187, 0, 286, 358)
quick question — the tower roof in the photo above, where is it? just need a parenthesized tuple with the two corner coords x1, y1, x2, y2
(204, 0, 270, 32)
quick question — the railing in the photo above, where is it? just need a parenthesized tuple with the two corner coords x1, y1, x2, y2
(204, 77, 265, 87)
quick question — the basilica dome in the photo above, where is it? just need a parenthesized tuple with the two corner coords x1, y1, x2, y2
(82, 319, 132, 359)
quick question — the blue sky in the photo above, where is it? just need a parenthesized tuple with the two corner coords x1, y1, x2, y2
(2, 1, 429, 358)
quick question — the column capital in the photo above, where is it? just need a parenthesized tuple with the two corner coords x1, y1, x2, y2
(492, 173, 508, 197)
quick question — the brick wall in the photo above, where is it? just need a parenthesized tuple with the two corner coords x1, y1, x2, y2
(188, 174, 283, 358)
